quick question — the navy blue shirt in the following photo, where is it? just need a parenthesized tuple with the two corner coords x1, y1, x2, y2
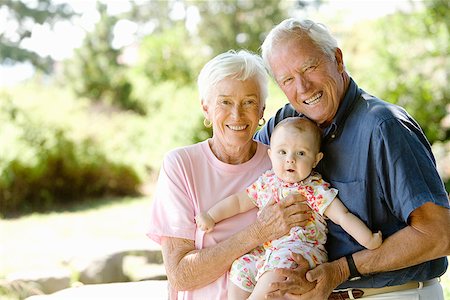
(254, 78, 449, 288)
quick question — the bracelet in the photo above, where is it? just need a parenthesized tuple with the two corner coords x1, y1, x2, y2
(346, 254, 362, 281)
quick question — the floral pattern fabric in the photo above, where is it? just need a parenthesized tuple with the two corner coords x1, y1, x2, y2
(229, 170, 338, 292)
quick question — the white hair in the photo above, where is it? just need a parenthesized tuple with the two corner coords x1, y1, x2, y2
(197, 50, 268, 107)
(261, 18, 338, 75)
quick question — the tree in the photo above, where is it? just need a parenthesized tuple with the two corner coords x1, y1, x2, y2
(64, 2, 143, 114)
(0, 0, 73, 72)
(343, 0, 448, 143)
(195, 0, 290, 54)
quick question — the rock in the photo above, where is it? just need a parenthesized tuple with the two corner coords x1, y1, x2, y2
(122, 255, 166, 281)
(24, 280, 168, 300)
(73, 249, 164, 284)
(6, 268, 71, 294)
(76, 251, 129, 284)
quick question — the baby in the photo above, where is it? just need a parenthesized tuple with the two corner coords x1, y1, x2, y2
(196, 117, 382, 300)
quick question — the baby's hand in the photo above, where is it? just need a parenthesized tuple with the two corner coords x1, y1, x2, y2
(195, 212, 216, 233)
(366, 230, 383, 250)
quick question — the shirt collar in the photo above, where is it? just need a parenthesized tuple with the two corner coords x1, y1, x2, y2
(322, 78, 361, 139)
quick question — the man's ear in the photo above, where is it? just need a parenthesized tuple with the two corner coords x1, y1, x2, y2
(314, 152, 324, 168)
(335, 48, 345, 73)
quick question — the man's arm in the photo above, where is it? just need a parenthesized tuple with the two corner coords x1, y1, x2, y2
(354, 202, 450, 273)
(267, 202, 450, 300)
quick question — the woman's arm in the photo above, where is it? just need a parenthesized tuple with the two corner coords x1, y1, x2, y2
(163, 193, 311, 291)
(324, 197, 382, 249)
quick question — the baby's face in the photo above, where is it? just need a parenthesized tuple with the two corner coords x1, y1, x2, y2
(268, 126, 322, 183)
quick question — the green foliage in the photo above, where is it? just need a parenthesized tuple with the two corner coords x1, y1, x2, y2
(343, 5, 449, 143)
(134, 25, 203, 85)
(0, 87, 141, 216)
(63, 2, 143, 114)
(196, 0, 289, 54)
(0, 0, 73, 72)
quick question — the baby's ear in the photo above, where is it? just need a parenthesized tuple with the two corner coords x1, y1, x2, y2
(314, 152, 324, 167)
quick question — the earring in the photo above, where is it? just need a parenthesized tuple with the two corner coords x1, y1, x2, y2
(203, 118, 212, 128)
(258, 118, 266, 126)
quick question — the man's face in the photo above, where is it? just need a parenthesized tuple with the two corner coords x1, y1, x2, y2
(269, 36, 346, 126)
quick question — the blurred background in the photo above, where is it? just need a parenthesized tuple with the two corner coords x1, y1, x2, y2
(0, 0, 448, 299)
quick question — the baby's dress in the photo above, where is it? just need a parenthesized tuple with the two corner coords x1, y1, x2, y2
(229, 169, 338, 292)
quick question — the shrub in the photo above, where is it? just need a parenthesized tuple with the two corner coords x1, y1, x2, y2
(0, 88, 141, 216)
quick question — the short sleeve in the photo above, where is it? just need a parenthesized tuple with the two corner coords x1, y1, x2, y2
(374, 118, 449, 222)
(146, 151, 196, 244)
(304, 173, 338, 216)
(246, 175, 264, 208)
(246, 170, 276, 208)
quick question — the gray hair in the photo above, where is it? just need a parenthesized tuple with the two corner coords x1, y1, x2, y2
(197, 50, 268, 107)
(261, 19, 338, 75)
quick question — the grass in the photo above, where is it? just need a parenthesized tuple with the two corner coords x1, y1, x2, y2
(1, 196, 449, 299)
(0, 196, 154, 284)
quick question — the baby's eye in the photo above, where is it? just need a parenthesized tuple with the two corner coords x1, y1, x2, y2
(278, 150, 286, 155)
(296, 151, 305, 156)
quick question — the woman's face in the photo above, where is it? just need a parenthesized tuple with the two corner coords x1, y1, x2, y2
(203, 77, 264, 150)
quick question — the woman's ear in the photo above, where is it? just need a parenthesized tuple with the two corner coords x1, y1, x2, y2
(201, 99, 209, 119)
(260, 105, 266, 119)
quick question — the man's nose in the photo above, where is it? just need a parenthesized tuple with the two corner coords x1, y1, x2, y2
(295, 75, 310, 94)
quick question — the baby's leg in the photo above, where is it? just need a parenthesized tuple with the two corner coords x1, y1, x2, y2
(248, 270, 286, 300)
(228, 280, 251, 300)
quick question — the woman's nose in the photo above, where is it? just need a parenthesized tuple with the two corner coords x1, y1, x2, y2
(231, 105, 243, 118)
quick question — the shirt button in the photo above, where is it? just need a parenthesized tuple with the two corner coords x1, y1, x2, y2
(331, 134, 336, 138)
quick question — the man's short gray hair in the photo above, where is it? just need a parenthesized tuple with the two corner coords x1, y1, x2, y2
(197, 50, 268, 107)
(261, 19, 338, 75)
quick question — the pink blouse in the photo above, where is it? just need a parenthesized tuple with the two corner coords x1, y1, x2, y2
(147, 140, 271, 299)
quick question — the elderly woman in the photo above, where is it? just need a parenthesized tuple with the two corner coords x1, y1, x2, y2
(147, 50, 310, 299)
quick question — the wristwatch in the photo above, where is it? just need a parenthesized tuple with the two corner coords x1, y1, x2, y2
(346, 254, 362, 281)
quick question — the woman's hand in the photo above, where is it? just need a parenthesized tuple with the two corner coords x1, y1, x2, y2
(195, 212, 216, 233)
(256, 193, 311, 242)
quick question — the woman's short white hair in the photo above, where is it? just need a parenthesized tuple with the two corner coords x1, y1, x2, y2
(197, 50, 268, 107)
(261, 18, 338, 75)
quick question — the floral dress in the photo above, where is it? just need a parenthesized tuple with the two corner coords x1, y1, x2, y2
(229, 169, 338, 292)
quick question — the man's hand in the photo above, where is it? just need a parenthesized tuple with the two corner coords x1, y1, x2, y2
(195, 212, 215, 233)
(266, 252, 315, 299)
(266, 255, 349, 300)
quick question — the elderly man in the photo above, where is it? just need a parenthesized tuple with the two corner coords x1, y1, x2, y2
(255, 18, 450, 300)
